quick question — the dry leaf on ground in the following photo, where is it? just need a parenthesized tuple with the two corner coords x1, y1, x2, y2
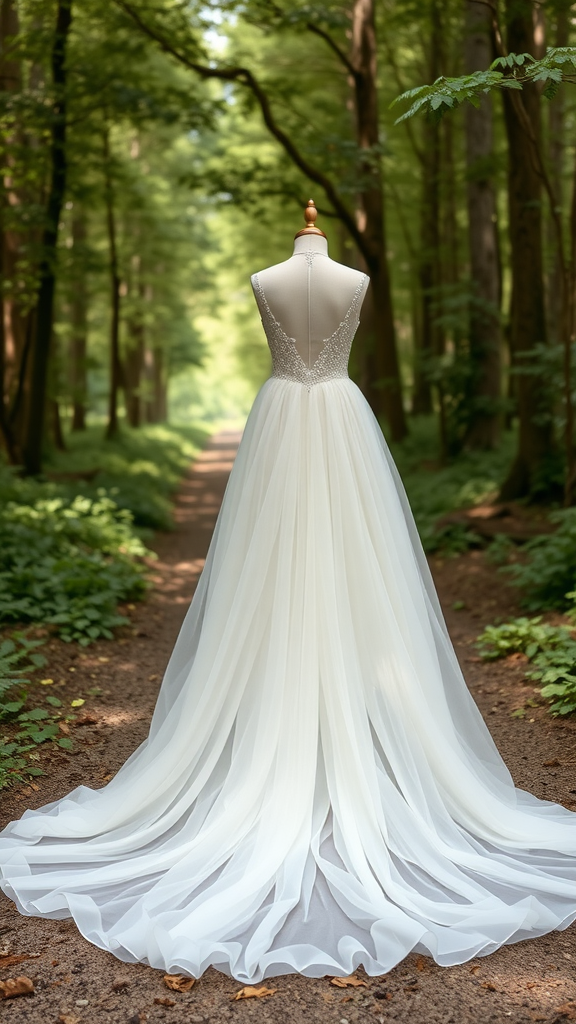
(0, 953, 40, 967)
(555, 1005, 576, 1021)
(232, 985, 277, 1000)
(481, 981, 497, 991)
(163, 973, 195, 992)
(329, 975, 367, 989)
(154, 996, 176, 1006)
(0, 976, 35, 998)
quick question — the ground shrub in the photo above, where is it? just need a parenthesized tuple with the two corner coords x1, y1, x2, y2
(388, 417, 515, 553)
(0, 424, 209, 643)
(503, 509, 576, 610)
(0, 495, 149, 644)
(477, 616, 576, 716)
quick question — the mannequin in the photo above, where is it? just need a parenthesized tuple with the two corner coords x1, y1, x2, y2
(251, 200, 368, 368)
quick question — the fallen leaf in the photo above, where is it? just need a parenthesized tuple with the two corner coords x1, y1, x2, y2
(341, 995, 353, 1002)
(0, 953, 40, 968)
(59, 722, 71, 735)
(76, 713, 98, 726)
(469, 964, 481, 974)
(154, 996, 176, 1006)
(232, 986, 277, 1000)
(98, 657, 109, 663)
(330, 975, 367, 989)
(481, 981, 497, 992)
(163, 974, 195, 993)
(555, 1004, 576, 1021)
(0, 976, 35, 999)
(544, 759, 561, 767)
(40, 678, 54, 685)
(70, 699, 85, 708)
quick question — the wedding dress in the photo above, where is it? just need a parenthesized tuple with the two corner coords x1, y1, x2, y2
(1, 236, 576, 986)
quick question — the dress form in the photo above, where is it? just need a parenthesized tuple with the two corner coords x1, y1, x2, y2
(252, 201, 368, 367)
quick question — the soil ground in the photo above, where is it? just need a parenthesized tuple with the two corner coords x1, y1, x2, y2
(1, 430, 575, 1024)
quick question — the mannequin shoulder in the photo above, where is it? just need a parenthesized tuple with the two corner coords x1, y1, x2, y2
(250, 259, 293, 289)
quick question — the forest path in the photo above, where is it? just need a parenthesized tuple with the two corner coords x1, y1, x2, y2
(1, 430, 575, 1024)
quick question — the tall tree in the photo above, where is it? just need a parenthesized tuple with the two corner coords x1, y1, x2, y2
(22, 0, 73, 475)
(103, 128, 122, 440)
(412, 0, 443, 417)
(463, 0, 502, 450)
(69, 211, 88, 430)
(498, 0, 554, 498)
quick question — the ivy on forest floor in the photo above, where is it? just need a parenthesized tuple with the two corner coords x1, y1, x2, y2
(0, 632, 87, 789)
(477, 609, 576, 717)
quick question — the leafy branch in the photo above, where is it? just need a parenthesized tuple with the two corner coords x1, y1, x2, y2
(392, 48, 576, 124)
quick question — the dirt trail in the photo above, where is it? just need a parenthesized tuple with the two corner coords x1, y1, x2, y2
(1, 430, 575, 1024)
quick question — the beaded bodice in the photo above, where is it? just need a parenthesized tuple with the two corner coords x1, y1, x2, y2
(251, 262, 368, 389)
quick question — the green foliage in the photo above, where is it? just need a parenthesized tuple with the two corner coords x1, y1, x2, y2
(476, 617, 569, 660)
(0, 632, 52, 789)
(389, 417, 515, 553)
(0, 634, 46, 704)
(0, 495, 148, 645)
(0, 425, 208, 644)
(393, 47, 576, 123)
(477, 615, 576, 716)
(504, 510, 576, 610)
(45, 424, 211, 530)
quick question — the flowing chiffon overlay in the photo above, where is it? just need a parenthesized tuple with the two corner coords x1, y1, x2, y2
(1, 262, 576, 984)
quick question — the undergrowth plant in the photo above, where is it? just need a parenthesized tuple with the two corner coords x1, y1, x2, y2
(477, 615, 576, 716)
(0, 495, 150, 645)
(388, 417, 515, 554)
(0, 632, 57, 788)
(503, 509, 576, 610)
(0, 424, 208, 644)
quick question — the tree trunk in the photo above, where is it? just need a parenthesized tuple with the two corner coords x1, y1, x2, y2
(123, 255, 144, 429)
(350, 0, 407, 439)
(546, 2, 569, 348)
(0, 0, 24, 461)
(124, 322, 144, 427)
(499, 0, 555, 501)
(21, 0, 72, 475)
(412, 0, 443, 418)
(50, 397, 66, 450)
(70, 212, 88, 431)
(103, 129, 123, 441)
(463, 0, 502, 450)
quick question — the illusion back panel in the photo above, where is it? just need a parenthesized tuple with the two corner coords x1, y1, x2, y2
(254, 253, 366, 367)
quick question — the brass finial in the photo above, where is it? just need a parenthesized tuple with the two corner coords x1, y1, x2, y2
(294, 199, 327, 239)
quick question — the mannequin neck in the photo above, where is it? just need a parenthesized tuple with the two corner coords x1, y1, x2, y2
(293, 233, 328, 257)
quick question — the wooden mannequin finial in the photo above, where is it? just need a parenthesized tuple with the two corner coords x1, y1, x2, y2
(294, 199, 327, 239)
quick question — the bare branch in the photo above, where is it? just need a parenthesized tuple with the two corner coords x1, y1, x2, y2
(114, 0, 365, 254)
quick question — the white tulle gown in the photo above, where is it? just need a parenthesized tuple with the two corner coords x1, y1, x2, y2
(1, 258, 576, 985)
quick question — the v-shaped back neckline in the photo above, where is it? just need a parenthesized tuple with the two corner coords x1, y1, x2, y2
(253, 272, 366, 377)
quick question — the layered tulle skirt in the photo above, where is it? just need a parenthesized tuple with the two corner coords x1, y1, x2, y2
(1, 376, 576, 982)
